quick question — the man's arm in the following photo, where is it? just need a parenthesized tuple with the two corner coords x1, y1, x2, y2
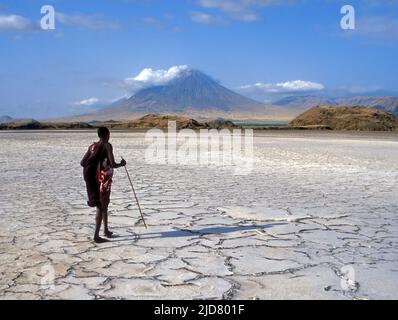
(105, 143, 126, 168)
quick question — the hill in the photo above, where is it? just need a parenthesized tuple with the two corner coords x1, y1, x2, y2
(289, 106, 398, 131)
(108, 114, 206, 129)
(0, 116, 13, 124)
(0, 119, 93, 130)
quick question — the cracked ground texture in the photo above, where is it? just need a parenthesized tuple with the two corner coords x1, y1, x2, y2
(0, 130, 397, 300)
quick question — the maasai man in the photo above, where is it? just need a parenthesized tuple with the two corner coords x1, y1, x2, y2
(81, 127, 126, 243)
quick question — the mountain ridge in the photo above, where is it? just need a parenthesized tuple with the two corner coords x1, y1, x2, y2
(0, 115, 13, 124)
(274, 95, 398, 116)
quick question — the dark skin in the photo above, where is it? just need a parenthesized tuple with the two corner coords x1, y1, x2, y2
(94, 132, 126, 243)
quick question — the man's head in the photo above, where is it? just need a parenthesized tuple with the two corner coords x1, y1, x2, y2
(98, 127, 110, 142)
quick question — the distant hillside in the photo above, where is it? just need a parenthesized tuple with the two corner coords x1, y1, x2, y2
(0, 119, 93, 130)
(103, 115, 236, 130)
(290, 106, 398, 131)
(0, 116, 13, 124)
(274, 96, 398, 116)
(366, 97, 398, 116)
(274, 96, 337, 111)
(109, 114, 206, 129)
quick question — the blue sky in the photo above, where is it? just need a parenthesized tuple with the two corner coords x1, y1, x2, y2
(0, 0, 398, 119)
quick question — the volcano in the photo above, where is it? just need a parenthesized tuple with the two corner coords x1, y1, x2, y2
(68, 68, 290, 121)
(112, 69, 265, 113)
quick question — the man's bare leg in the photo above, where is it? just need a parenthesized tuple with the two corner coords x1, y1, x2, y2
(94, 207, 108, 243)
(103, 208, 113, 238)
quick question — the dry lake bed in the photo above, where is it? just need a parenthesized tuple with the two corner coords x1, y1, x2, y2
(0, 130, 397, 300)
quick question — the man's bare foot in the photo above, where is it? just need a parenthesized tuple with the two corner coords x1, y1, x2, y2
(94, 236, 109, 243)
(104, 230, 113, 238)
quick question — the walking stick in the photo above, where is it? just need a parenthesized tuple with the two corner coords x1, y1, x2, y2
(122, 157, 147, 229)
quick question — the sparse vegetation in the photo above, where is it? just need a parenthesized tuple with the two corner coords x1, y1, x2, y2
(289, 106, 398, 131)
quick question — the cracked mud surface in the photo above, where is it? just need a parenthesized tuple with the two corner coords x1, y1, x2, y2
(0, 130, 397, 300)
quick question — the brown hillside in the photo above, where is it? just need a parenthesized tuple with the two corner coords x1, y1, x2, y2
(0, 119, 93, 130)
(109, 114, 206, 129)
(289, 106, 398, 131)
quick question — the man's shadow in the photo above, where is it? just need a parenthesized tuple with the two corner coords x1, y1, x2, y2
(114, 223, 286, 241)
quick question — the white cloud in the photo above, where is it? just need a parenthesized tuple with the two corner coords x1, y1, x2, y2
(56, 12, 119, 30)
(0, 14, 37, 32)
(274, 80, 325, 92)
(199, 0, 245, 13)
(0, 12, 119, 32)
(196, 0, 296, 23)
(236, 12, 261, 22)
(190, 12, 227, 25)
(171, 26, 183, 32)
(74, 97, 100, 107)
(362, 0, 398, 6)
(143, 17, 162, 28)
(354, 16, 398, 41)
(124, 65, 190, 93)
(239, 80, 325, 94)
(143, 16, 183, 32)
